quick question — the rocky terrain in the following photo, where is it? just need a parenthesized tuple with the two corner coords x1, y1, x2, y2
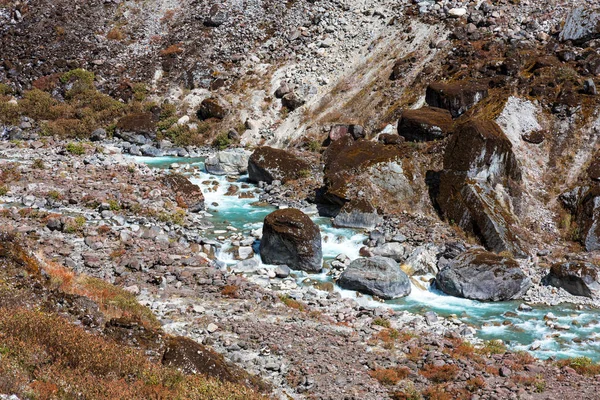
(1, 0, 600, 399)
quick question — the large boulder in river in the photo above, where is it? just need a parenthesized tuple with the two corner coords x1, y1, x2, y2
(337, 256, 411, 299)
(559, 8, 600, 44)
(546, 261, 600, 298)
(161, 174, 204, 212)
(435, 250, 531, 301)
(437, 119, 525, 257)
(260, 208, 322, 272)
(425, 81, 488, 117)
(248, 146, 310, 184)
(397, 107, 453, 141)
(205, 148, 251, 175)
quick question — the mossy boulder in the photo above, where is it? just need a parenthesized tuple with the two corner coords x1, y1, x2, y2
(161, 174, 204, 212)
(425, 81, 488, 117)
(397, 106, 453, 141)
(197, 98, 227, 120)
(260, 208, 322, 272)
(248, 146, 310, 184)
(435, 249, 531, 301)
(437, 119, 525, 256)
(337, 256, 411, 299)
(115, 112, 156, 144)
(546, 261, 600, 298)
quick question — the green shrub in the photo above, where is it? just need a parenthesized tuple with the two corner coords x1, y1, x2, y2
(212, 133, 230, 150)
(32, 159, 45, 169)
(60, 69, 95, 87)
(66, 142, 85, 155)
(372, 317, 391, 328)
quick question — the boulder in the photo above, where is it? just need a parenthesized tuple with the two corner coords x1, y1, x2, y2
(90, 128, 107, 142)
(371, 242, 407, 262)
(205, 148, 251, 175)
(437, 119, 525, 257)
(425, 81, 488, 117)
(435, 250, 531, 301)
(397, 107, 453, 141)
(378, 133, 404, 145)
(574, 186, 600, 251)
(203, 5, 227, 27)
(274, 81, 291, 99)
(402, 244, 439, 276)
(546, 261, 600, 298)
(337, 256, 411, 299)
(248, 146, 311, 184)
(197, 98, 227, 120)
(328, 124, 366, 142)
(332, 199, 383, 230)
(281, 92, 305, 111)
(559, 8, 600, 44)
(161, 174, 204, 212)
(115, 113, 156, 144)
(259, 208, 322, 272)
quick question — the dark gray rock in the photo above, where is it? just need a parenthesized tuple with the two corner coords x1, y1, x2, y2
(559, 8, 600, 44)
(203, 5, 227, 27)
(337, 256, 411, 299)
(435, 250, 531, 301)
(260, 208, 322, 272)
(546, 261, 600, 298)
(425, 81, 488, 117)
(140, 144, 162, 157)
(90, 128, 107, 141)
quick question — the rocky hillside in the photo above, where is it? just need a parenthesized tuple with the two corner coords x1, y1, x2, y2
(1, 0, 600, 399)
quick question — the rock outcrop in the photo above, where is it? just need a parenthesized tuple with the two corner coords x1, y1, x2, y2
(259, 208, 322, 272)
(337, 256, 411, 299)
(397, 107, 453, 141)
(161, 174, 205, 212)
(205, 149, 251, 175)
(435, 250, 531, 301)
(546, 261, 600, 298)
(425, 81, 488, 117)
(559, 8, 600, 44)
(248, 146, 310, 184)
(437, 119, 525, 257)
(319, 139, 414, 226)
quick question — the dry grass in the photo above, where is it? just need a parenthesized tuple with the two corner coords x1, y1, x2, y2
(0, 308, 266, 400)
(278, 294, 305, 311)
(107, 27, 125, 41)
(160, 44, 184, 56)
(556, 357, 600, 376)
(369, 367, 410, 385)
(42, 258, 159, 328)
(419, 364, 460, 383)
(221, 285, 239, 298)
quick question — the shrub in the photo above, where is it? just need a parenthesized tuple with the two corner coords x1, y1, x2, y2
(373, 317, 391, 328)
(212, 133, 231, 150)
(47, 190, 62, 200)
(420, 364, 460, 383)
(32, 158, 44, 169)
(107, 27, 124, 40)
(278, 294, 305, 311)
(476, 340, 506, 355)
(0, 186, 7, 196)
(0, 83, 12, 95)
(391, 384, 421, 400)
(557, 357, 600, 375)
(298, 169, 311, 178)
(108, 199, 121, 211)
(66, 142, 85, 155)
(308, 140, 321, 152)
(60, 69, 95, 88)
(221, 285, 238, 298)
(160, 44, 184, 56)
(465, 376, 485, 392)
(369, 367, 410, 385)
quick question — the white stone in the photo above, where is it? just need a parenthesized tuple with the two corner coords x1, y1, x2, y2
(448, 8, 467, 17)
(207, 323, 219, 333)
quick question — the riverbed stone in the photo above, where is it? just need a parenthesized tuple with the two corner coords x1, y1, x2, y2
(337, 256, 411, 299)
(260, 208, 322, 272)
(205, 148, 251, 175)
(546, 261, 600, 298)
(435, 250, 531, 301)
(161, 173, 205, 212)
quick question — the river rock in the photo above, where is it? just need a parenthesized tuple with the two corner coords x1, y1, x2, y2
(546, 261, 600, 298)
(425, 81, 488, 117)
(248, 146, 310, 184)
(559, 7, 600, 44)
(337, 256, 411, 299)
(371, 242, 407, 262)
(260, 208, 322, 272)
(397, 107, 453, 141)
(161, 174, 205, 212)
(402, 244, 439, 276)
(205, 148, 251, 175)
(435, 250, 531, 301)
